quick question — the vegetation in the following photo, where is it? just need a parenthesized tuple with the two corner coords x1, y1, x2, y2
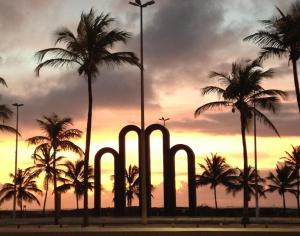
(266, 163, 298, 213)
(226, 166, 266, 200)
(196, 153, 236, 209)
(26, 114, 83, 223)
(0, 169, 42, 212)
(194, 59, 287, 223)
(0, 77, 16, 134)
(58, 160, 94, 210)
(34, 8, 139, 225)
(244, 2, 300, 113)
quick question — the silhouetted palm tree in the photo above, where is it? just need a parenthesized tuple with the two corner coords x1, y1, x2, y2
(244, 2, 300, 113)
(34, 9, 139, 225)
(194, 59, 287, 223)
(125, 165, 140, 207)
(267, 163, 297, 213)
(0, 77, 16, 134)
(226, 166, 266, 200)
(281, 145, 300, 213)
(196, 153, 237, 209)
(27, 143, 65, 213)
(26, 114, 83, 224)
(0, 168, 42, 213)
(58, 160, 94, 210)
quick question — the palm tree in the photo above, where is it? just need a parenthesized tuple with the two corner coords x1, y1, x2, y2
(27, 143, 65, 213)
(26, 114, 83, 224)
(34, 9, 139, 225)
(281, 145, 300, 213)
(58, 160, 94, 210)
(194, 59, 287, 223)
(0, 76, 16, 133)
(244, 2, 300, 113)
(196, 153, 237, 209)
(0, 168, 42, 213)
(226, 166, 266, 200)
(125, 165, 140, 207)
(266, 163, 298, 213)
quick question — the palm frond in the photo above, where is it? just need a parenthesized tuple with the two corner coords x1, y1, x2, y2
(194, 101, 231, 117)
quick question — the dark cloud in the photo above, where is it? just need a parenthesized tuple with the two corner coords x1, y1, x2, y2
(2, 67, 158, 130)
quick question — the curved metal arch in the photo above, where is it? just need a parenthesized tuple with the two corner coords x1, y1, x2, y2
(119, 125, 142, 208)
(145, 123, 171, 214)
(169, 144, 196, 215)
(94, 147, 124, 216)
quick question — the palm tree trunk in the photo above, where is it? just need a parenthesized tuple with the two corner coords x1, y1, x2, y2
(83, 72, 93, 227)
(213, 186, 218, 209)
(283, 192, 286, 214)
(42, 178, 49, 214)
(76, 192, 79, 210)
(53, 149, 59, 225)
(240, 113, 249, 225)
(292, 59, 300, 113)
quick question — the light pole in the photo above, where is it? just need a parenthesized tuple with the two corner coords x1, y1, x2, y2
(159, 117, 170, 127)
(12, 103, 23, 219)
(129, 0, 155, 224)
(253, 92, 259, 217)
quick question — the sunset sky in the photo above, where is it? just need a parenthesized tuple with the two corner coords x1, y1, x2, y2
(0, 0, 299, 210)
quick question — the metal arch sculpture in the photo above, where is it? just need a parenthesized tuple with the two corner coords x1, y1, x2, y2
(94, 147, 124, 216)
(169, 144, 196, 215)
(93, 123, 197, 216)
(145, 124, 171, 214)
(118, 124, 141, 207)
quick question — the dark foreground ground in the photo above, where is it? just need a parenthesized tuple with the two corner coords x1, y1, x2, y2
(1, 208, 300, 236)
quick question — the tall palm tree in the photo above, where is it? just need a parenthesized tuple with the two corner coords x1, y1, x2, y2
(27, 143, 65, 213)
(194, 59, 287, 223)
(0, 77, 16, 133)
(34, 9, 139, 225)
(226, 166, 266, 200)
(0, 168, 42, 213)
(58, 160, 94, 210)
(267, 163, 298, 213)
(281, 145, 300, 213)
(244, 2, 300, 113)
(26, 114, 83, 224)
(196, 153, 237, 209)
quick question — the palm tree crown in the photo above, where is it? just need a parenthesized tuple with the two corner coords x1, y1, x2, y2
(196, 153, 236, 209)
(0, 76, 16, 134)
(281, 145, 300, 212)
(244, 3, 300, 112)
(34, 9, 139, 225)
(0, 168, 42, 211)
(226, 166, 266, 200)
(58, 160, 94, 210)
(267, 163, 298, 212)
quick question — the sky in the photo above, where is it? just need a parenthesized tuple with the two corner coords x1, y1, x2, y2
(0, 0, 299, 210)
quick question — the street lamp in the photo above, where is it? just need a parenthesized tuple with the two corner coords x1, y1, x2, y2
(12, 103, 23, 219)
(159, 117, 170, 127)
(129, 0, 155, 224)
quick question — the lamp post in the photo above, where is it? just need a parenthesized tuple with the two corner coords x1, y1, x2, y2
(159, 117, 170, 127)
(129, 0, 155, 223)
(12, 103, 23, 219)
(253, 92, 259, 217)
